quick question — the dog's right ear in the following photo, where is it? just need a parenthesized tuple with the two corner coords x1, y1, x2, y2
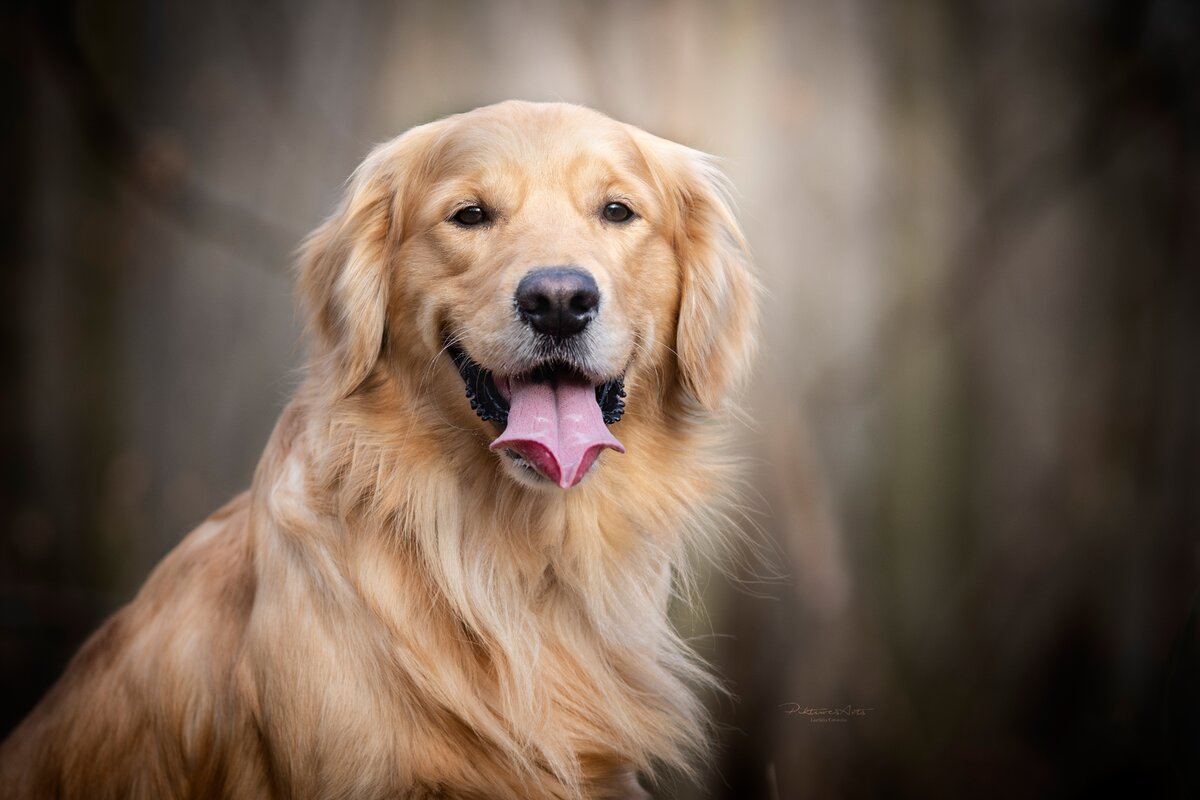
(298, 130, 435, 397)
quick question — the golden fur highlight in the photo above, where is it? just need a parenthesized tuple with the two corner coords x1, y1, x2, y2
(0, 101, 759, 799)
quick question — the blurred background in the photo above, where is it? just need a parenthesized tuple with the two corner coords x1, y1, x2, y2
(3, 0, 1199, 797)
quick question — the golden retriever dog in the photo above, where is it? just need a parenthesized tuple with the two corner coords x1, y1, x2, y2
(0, 100, 758, 799)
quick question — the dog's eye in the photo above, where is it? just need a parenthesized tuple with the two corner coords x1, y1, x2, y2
(452, 205, 488, 226)
(602, 202, 634, 223)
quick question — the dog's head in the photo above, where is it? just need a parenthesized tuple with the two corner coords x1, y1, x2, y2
(300, 101, 757, 490)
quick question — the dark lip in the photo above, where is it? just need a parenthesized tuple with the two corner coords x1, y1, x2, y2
(447, 343, 510, 424)
(445, 343, 626, 427)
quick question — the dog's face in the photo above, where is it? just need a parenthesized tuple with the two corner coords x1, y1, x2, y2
(300, 101, 756, 490)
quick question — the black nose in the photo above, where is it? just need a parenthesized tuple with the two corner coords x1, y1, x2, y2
(514, 267, 600, 339)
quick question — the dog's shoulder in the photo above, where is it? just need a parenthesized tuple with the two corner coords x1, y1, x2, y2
(0, 493, 264, 799)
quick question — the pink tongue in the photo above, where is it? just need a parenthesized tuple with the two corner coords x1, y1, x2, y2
(489, 376, 625, 488)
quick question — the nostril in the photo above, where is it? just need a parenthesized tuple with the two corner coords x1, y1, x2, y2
(569, 289, 599, 314)
(519, 293, 551, 315)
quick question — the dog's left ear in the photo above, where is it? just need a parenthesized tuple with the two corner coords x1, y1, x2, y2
(298, 135, 424, 397)
(637, 135, 760, 411)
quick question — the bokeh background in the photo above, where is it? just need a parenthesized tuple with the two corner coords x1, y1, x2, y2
(3, 1, 1199, 797)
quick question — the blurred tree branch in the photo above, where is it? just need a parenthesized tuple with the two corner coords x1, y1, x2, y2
(26, 0, 302, 272)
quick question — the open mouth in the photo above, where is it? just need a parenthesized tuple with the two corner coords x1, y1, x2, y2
(447, 344, 626, 488)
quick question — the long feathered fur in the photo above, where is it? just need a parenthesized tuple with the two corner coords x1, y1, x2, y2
(0, 101, 759, 800)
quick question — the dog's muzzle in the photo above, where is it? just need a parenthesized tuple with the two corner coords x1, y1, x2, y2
(447, 344, 626, 488)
